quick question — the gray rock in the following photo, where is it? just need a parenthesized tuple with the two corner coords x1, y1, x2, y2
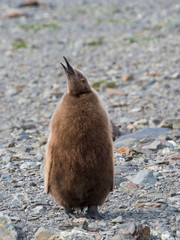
(111, 216, 123, 223)
(146, 140, 164, 151)
(134, 119, 148, 128)
(171, 72, 180, 79)
(51, 230, 95, 240)
(125, 222, 136, 235)
(176, 230, 180, 238)
(113, 234, 135, 240)
(161, 230, 175, 240)
(20, 161, 41, 170)
(82, 220, 88, 230)
(111, 121, 121, 141)
(34, 227, 53, 240)
(114, 138, 137, 150)
(33, 206, 46, 215)
(160, 119, 180, 130)
(132, 169, 156, 185)
(115, 128, 170, 143)
(0, 213, 17, 240)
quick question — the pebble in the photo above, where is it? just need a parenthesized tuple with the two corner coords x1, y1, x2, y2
(146, 140, 164, 151)
(20, 161, 41, 170)
(34, 227, 53, 240)
(2, 9, 25, 18)
(161, 231, 175, 240)
(53, 229, 95, 240)
(160, 119, 180, 130)
(111, 216, 123, 223)
(132, 169, 156, 185)
(19, 0, 39, 8)
(0, 213, 18, 240)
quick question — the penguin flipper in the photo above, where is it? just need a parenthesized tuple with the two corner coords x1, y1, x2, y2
(44, 148, 53, 194)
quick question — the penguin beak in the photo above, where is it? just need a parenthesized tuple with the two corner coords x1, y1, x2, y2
(60, 56, 75, 76)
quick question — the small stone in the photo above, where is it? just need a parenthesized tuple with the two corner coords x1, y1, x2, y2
(2, 9, 25, 18)
(113, 234, 135, 240)
(115, 128, 169, 144)
(142, 79, 157, 89)
(19, 0, 39, 7)
(106, 88, 126, 96)
(172, 120, 180, 130)
(134, 119, 148, 128)
(176, 230, 180, 238)
(111, 216, 123, 223)
(122, 74, 133, 82)
(162, 148, 170, 154)
(133, 202, 162, 208)
(111, 121, 121, 141)
(176, 215, 180, 222)
(116, 147, 130, 155)
(121, 182, 138, 190)
(21, 124, 36, 130)
(82, 220, 88, 230)
(125, 222, 136, 235)
(33, 206, 46, 214)
(136, 225, 150, 240)
(7, 142, 16, 148)
(147, 140, 164, 151)
(171, 72, 180, 79)
(114, 138, 137, 150)
(53, 230, 94, 240)
(130, 108, 142, 113)
(0, 213, 18, 240)
(40, 136, 48, 146)
(132, 169, 156, 185)
(160, 118, 180, 129)
(167, 140, 176, 147)
(149, 72, 161, 76)
(161, 230, 175, 240)
(34, 227, 53, 240)
(20, 162, 41, 170)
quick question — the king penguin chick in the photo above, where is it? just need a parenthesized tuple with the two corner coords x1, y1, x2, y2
(44, 57, 114, 219)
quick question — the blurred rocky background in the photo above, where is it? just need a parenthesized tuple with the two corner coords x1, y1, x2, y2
(0, 0, 180, 239)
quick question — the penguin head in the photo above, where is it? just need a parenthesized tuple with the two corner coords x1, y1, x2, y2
(61, 56, 91, 96)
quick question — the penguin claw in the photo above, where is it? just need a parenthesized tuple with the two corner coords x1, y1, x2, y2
(64, 207, 75, 218)
(85, 205, 102, 220)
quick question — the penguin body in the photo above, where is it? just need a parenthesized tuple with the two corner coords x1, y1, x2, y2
(44, 57, 114, 217)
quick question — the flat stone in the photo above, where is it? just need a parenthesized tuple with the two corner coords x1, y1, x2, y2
(114, 138, 137, 150)
(0, 213, 17, 240)
(34, 227, 53, 240)
(120, 182, 138, 190)
(132, 169, 156, 185)
(111, 121, 121, 141)
(19, 0, 39, 7)
(146, 140, 164, 151)
(134, 119, 148, 128)
(161, 230, 175, 240)
(2, 9, 25, 18)
(160, 119, 180, 130)
(111, 216, 123, 223)
(115, 128, 170, 143)
(171, 72, 180, 79)
(20, 162, 41, 170)
(52, 230, 95, 240)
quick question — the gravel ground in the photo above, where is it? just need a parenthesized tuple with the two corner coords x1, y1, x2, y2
(0, 0, 180, 239)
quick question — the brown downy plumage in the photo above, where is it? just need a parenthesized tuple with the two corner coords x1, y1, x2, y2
(44, 57, 114, 219)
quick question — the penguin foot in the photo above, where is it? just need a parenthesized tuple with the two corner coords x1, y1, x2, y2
(85, 205, 102, 220)
(64, 207, 75, 218)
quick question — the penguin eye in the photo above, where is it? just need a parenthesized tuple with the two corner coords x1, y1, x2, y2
(78, 73, 82, 78)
